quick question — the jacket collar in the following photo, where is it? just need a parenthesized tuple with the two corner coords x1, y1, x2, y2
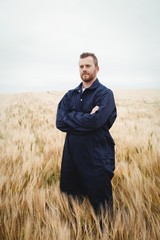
(74, 79, 99, 92)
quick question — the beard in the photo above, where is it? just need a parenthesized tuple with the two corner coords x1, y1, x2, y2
(81, 71, 96, 82)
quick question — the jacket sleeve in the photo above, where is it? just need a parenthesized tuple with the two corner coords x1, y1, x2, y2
(56, 91, 74, 132)
(63, 89, 117, 132)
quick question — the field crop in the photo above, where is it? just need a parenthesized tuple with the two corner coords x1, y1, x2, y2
(0, 90, 160, 240)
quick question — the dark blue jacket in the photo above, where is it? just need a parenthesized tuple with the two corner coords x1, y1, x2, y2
(56, 79, 117, 174)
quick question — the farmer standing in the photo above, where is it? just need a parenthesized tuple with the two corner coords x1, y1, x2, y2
(56, 52, 117, 214)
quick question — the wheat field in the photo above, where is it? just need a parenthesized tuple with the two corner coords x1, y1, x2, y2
(0, 89, 159, 240)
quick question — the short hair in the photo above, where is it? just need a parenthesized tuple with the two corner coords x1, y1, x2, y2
(80, 52, 98, 66)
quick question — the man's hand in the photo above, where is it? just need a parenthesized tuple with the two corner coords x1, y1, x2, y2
(90, 106, 99, 114)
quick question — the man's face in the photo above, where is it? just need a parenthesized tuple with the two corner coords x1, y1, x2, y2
(79, 56, 99, 83)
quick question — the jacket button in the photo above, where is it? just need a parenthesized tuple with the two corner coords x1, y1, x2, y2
(80, 99, 82, 101)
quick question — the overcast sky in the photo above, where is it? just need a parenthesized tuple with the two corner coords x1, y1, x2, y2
(0, 0, 160, 93)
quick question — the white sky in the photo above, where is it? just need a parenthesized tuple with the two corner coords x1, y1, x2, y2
(0, 0, 160, 93)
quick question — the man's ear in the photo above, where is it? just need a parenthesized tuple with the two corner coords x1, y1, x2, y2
(96, 66, 99, 72)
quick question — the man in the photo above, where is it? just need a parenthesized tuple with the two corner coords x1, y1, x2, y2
(56, 52, 117, 214)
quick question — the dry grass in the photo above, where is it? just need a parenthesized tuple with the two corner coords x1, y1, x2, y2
(0, 89, 160, 240)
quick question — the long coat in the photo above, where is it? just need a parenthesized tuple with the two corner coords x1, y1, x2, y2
(56, 79, 117, 211)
